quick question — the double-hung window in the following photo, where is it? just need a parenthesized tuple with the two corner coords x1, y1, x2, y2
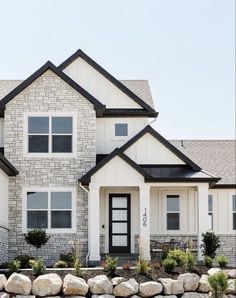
(27, 115, 74, 154)
(233, 195, 236, 230)
(208, 195, 213, 230)
(166, 195, 180, 230)
(26, 190, 74, 232)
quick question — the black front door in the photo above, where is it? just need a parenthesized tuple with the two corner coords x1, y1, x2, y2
(109, 194, 130, 253)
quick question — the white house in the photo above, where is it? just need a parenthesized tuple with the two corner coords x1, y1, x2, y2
(0, 49, 235, 266)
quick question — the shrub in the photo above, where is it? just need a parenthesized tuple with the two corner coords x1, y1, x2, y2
(70, 240, 84, 277)
(184, 252, 196, 271)
(150, 260, 161, 270)
(136, 257, 149, 275)
(204, 255, 213, 268)
(54, 260, 68, 268)
(208, 272, 228, 298)
(167, 249, 186, 266)
(162, 257, 177, 273)
(15, 255, 32, 269)
(103, 255, 118, 276)
(29, 259, 45, 276)
(200, 232, 221, 259)
(73, 258, 84, 277)
(60, 252, 74, 267)
(217, 255, 228, 268)
(24, 229, 50, 257)
(7, 260, 21, 273)
(122, 262, 131, 270)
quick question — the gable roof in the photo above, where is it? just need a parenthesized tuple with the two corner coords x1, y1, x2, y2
(0, 61, 105, 117)
(0, 153, 18, 176)
(120, 125, 202, 171)
(58, 49, 157, 117)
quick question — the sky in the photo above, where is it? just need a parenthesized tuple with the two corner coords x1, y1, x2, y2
(0, 0, 235, 139)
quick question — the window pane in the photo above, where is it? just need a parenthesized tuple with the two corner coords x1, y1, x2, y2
(112, 222, 127, 233)
(51, 192, 72, 209)
(167, 196, 179, 212)
(233, 195, 236, 212)
(112, 197, 127, 208)
(27, 211, 48, 228)
(27, 192, 48, 209)
(112, 235, 127, 246)
(51, 211, 71, 228)
(28, 117, 49, 134)
(52, 117, 72, 134)
(233, 213, 236, 230)
(167, 213, 179, 230)
(112, 210, 127, 221)
(52, 135, 72, 153)
(208, 195, 213, 212)
(29, 135, 48, 153)
(115, 123, 128, 136)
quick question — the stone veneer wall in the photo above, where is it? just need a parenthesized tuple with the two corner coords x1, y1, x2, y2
(216, 234, 236, 267)
(4, 70, 96, 266)
(100, 234, 105, 254)
(0, 226, 8, 263)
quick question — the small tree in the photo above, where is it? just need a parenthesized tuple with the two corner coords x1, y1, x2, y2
(24, 229, 50, 258)
(208, 272, 228, 298)
(200, 232, 220, 259)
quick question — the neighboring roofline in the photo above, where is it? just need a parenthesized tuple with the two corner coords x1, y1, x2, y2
(80, 148, 151, 185)
(58, 49, 157, 115)
(119, 125, 202, 171)
(0, 153, 18, 176)
(211, 184, 236, 189)
(0, 61, 105, 117)
(99, 109, 158, 118)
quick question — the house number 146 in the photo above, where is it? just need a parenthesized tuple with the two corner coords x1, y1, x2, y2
(143, 208, 147, 227)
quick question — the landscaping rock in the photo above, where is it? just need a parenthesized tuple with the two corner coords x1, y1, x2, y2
(154, 296, 177, 298)
(32, 273, 62, 296)
(113, 278, 139, 297)
(16, 296, 36, 298)
(0, 275, 7, 291)
(111, 277, 126, 286)
(228, 269, 236, 279)
(92, 295, 115, 298)
(182, 293, 209, 298)
(63, 274, 89, 296)
(139, 281, 163, 297)
(88, 275, 113, 295)
(0, 293, 9, 298)
(225, 279, 236, 295)
(5, 273, 31, 295)
(198, 275, 210, 293)
(207, 268, 222, 276)
(178, 273, 200, 291)
(159, 278, 184, 295)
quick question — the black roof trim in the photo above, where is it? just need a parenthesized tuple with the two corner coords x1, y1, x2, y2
(119, 125, 202, 171)
(211, 184, 236, 189)
(80, 148, 151, 185)
(0, 61, 105, 116)
(0, 153, 18, 176)
(144, 177, 220, 183)
(99, 109, 159, 118)
(59, 49, 157, 115)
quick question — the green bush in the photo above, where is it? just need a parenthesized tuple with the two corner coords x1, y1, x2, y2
(15, 255, 33, 269)
(204, 255, 213, 268)
(7, 260, 21, 273)
(60, 252, 74, 267)
(208, 272, 228, 298)
(162, 258, 177, 273)
(217, 255, 228, 268)
(103, 255, 118, 276)
(73, 257, 84, 277)
(24, 229, 50, 257)
(29, 259, 45, 276)
(54, 260, 68, 268)
(200, 232, 221, 259)
(184, 252, 196, 271)
(167, 249, 186, 266)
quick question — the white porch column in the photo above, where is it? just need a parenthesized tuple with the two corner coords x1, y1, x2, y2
(88, 184, 101, 263)
(197, 183, 209, 261)
(139, 184, 151, 260)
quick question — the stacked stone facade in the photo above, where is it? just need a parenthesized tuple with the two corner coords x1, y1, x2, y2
(4, 70, 96, 265)
(0, 227, 8, 262)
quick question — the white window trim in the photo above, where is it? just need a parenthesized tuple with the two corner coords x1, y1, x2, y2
(24, 112, 77, 158)
(165, 193, 181, 232)
(111, 119, 129, 141)
(22, 187, 76, 233)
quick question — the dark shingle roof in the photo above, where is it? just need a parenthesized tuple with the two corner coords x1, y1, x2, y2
(170, 140, 236, 186)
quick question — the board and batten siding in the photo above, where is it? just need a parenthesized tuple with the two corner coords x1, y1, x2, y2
(96, 118, 149, 154)
(0, 118, 4, 147)
(0, 169, 9, 227)
(63, 57, 142, 109)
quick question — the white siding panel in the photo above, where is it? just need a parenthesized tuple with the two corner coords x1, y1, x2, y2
(125, 133, 186, 164)
(63, 57, 142, 109)
(0, 169, 8, 227)
(0, 118, 4, 147)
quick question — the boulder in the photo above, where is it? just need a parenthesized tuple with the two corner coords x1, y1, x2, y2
(16, 296, 35, 298)
(0, 293, 9, 298)
(198, 275, 211, 293)
(178, 273, 200, 291)
(139, 281, 163, 297)
(4, 273, 31, 295)
(207, 268, 222, 276)
(111, 277, 126, 286)
(92, 295, 115, 298)
(0, 275, 7, 291)
(32, 273, 62, 296)
(154, 296, 177, 298)
(88, 275, 113, 295)
(113, 278, 139, 297)
(228, 269, 236, 279)
(63, 274, 89, 296)
(158, 278, 184, 295)
(225, 279, 236, 295)
(182, 293, 209, 298)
